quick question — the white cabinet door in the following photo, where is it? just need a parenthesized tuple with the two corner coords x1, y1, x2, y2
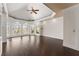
(63, 9, 76, 49)
(74, 8, 79, 50)
(63, 5, 79, 51)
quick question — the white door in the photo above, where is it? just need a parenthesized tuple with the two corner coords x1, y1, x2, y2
(63, 9, 76, 49)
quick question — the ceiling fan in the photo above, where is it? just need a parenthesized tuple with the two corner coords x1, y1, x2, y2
(27, 7, 39, 14)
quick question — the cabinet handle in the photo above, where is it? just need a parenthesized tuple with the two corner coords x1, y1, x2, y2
(73, 29, 75, 32)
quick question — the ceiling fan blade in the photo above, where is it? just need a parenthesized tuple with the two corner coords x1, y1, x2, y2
(31, 12, 33, 14)
(33, 11, 37, 14)
(34, 10, 39, 11)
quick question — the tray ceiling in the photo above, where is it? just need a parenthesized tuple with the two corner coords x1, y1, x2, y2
(6, 3, 55, 21)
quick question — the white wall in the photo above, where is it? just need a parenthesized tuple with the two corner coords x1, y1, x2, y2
(42, 17, 63, 39)
(63, 4, 79, 51)
(0, 15, 1, 36)
(0, 15, 1, 48)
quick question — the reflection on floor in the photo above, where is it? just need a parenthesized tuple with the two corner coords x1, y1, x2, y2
(1, 36, 79, 56)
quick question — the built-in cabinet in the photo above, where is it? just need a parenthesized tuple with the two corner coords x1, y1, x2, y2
(63, 4, 79, 51)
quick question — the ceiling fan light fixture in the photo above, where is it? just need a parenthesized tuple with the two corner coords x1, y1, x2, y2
(27, 7, 39, 14)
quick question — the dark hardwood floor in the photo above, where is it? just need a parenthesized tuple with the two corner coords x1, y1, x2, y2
(1, 36, 79, 56)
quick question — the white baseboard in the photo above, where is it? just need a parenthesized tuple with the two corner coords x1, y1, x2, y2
(42, 35, 63, 40)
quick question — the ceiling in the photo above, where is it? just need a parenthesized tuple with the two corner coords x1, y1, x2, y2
(6, 3, 55, 21)
(45, 3, 78, 17)
(0, 3, 78, 21)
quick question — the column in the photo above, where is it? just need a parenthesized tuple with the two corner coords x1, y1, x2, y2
(0, 16, 1, 36)
(1, 14, 7, 42)
(28, 22, 31, 40)
(1, 3, 8, 43)
(20, 22, 23, 39)
(40, 21, 43, 36)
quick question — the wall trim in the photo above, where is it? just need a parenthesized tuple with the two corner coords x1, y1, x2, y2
(41, 35, 63, 40)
